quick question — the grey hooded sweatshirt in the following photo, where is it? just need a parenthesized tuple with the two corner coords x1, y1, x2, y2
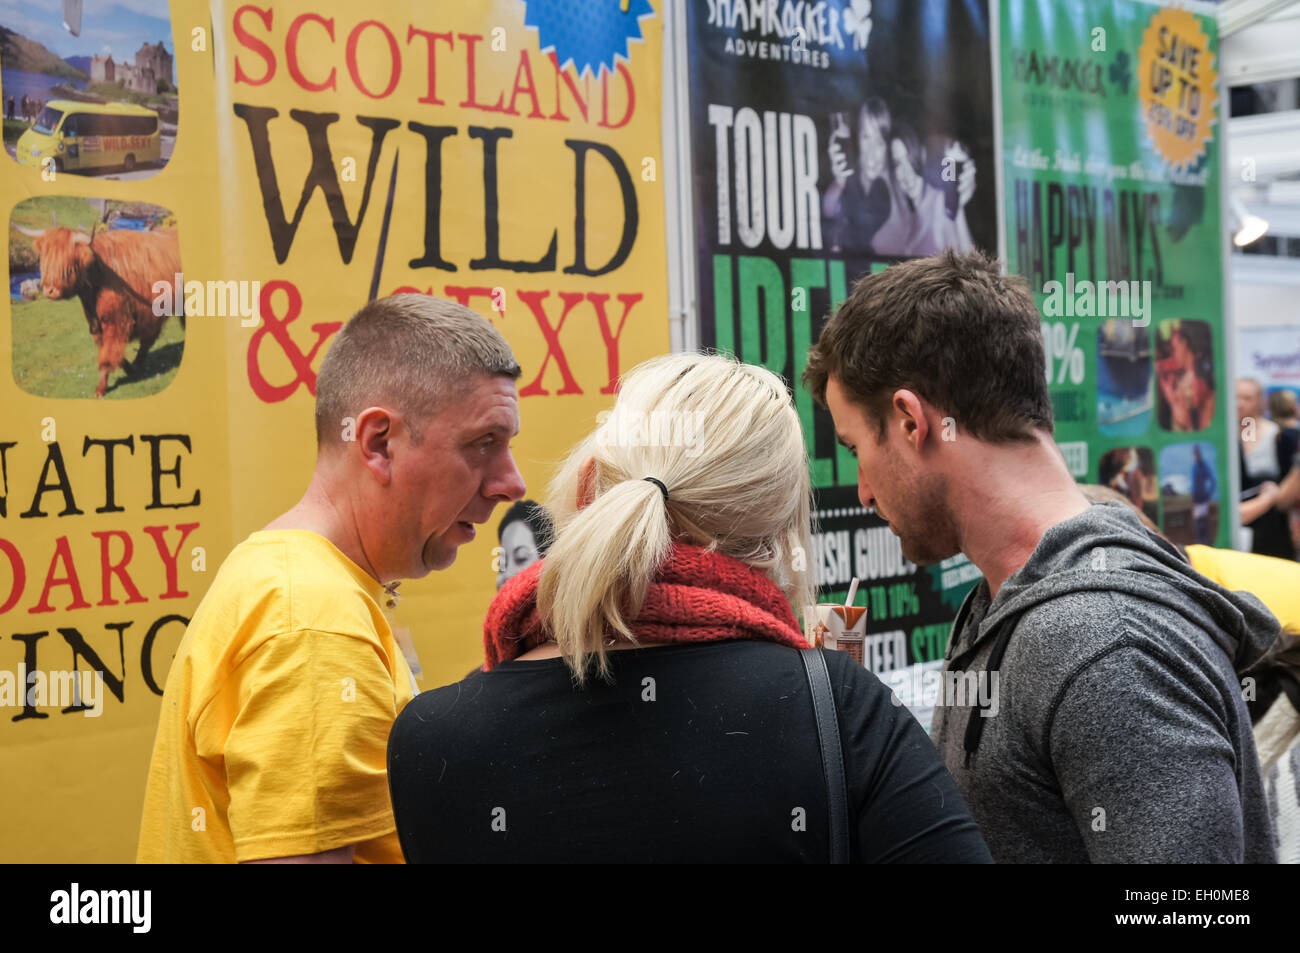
(930, 500, 1278, 863)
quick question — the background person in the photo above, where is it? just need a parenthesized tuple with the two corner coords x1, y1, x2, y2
(1271, 388, 1300, 432)
(1268, 388, 1300, 553)
(137, 295, 526, 864)
(1237, 377, 1295, 559)
(803, 249, 1278, 863)
(388, 353, 992, 863)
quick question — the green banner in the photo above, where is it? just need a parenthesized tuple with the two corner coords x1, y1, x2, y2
(1001, 0, 1228, 548)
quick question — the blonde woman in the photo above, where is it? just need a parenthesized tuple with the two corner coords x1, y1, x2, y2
(388, 353, 991, 863)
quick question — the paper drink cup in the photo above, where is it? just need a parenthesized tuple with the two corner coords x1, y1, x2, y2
(804, 603, 868, 664)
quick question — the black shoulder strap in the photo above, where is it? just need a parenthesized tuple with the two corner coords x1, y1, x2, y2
(799, 647, 850, 864)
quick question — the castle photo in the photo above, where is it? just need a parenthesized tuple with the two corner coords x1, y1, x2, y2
(1, 0, 177, 179)
(90, 41, 173, 96)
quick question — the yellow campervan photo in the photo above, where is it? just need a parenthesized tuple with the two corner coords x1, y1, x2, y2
(16, 100, 161, 174)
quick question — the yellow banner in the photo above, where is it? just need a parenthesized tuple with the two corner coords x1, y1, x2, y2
(1, 0, 667, 862)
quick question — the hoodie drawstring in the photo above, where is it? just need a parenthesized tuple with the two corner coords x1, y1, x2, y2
(961, 619, 1016, 768)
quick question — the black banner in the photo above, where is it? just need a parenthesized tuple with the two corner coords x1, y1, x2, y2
(685, 0, 998, 673)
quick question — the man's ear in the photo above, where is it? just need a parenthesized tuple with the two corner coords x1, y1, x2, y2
(577, 457, 597, 510)
(354, 407, 396, 485)
(892, 389, 930, 449)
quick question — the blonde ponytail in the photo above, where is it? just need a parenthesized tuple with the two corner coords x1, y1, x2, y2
(538, 476, 671, 684)
(538, 354, 815, 683)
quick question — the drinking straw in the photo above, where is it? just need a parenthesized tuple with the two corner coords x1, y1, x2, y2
(845, 577, 859, 608)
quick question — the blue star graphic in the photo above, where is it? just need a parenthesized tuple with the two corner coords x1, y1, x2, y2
(521, 0, 656, 77)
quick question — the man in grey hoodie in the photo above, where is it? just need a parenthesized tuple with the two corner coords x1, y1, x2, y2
(803, 249, 1278, 863)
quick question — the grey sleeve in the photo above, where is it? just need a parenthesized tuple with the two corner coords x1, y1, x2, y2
(1047, 643, 1246, 863)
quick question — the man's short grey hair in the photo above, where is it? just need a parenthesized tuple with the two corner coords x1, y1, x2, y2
(315, 294, 520, 448)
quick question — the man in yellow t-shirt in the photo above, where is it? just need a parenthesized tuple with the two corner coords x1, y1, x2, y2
(137, 295, 526, 863)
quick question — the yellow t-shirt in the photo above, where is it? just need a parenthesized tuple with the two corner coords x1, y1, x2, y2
(1186, 544, 1300, 634)
(137, 530, 415, 863)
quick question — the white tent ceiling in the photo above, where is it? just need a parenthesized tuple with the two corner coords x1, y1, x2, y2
(1221, 1, 1300, 237)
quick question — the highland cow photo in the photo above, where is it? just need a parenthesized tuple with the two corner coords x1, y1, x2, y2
(1, 0, 177, 178)
(9, 194, 184, 398)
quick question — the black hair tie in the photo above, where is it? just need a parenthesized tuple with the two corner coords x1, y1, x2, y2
(643, 477, 669, 503)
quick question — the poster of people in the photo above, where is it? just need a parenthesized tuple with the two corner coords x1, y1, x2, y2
(1098, 444, 1159, 524)
(685, 0, 997, 674)
(1000, 0, 1230, 547)
(1158, 440, 1219, 546)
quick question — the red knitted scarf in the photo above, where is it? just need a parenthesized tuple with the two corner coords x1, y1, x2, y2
(483, 543, 809, 669)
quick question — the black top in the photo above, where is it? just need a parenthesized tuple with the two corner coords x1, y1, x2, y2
(1241, 429, 1299, 560)
(387, 640, 992, 863)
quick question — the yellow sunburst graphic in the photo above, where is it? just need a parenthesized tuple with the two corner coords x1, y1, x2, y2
(1136, 7, 1218, 169)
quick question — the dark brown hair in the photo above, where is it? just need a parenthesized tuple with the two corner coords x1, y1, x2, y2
(803, 249, 1053, 442)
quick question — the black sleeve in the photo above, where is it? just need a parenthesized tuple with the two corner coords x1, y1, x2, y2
(1277, 427, 1300, 478)
(387, 688, 455, 864)
(827, 653, 993, 863)
(386, 698, 420, 862)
